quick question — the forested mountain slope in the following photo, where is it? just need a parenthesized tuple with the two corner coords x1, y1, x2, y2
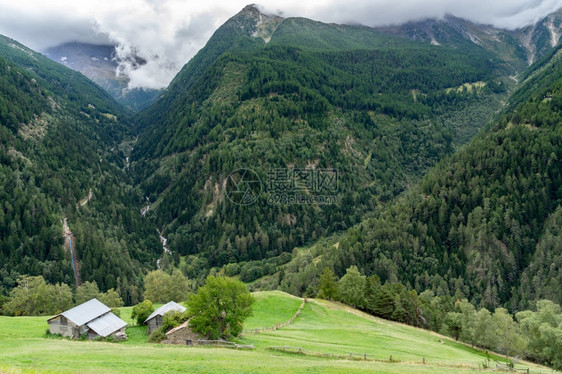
(0, 35, 159, 303)
(309, 47, 562, 310)
(132, 5, 510, 274)
(377, 10, 562, 70)
(2, 4, 560, 310)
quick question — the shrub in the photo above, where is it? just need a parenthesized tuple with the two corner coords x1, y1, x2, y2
(148, 327, 167, 343)
(162, 310, 190, 332)
(131, 300, 154, 326)
(240, 266, 263, 282)
(224, 263, 241, 276)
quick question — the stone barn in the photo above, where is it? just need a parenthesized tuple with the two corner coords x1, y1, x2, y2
(47, 298, 127, 340)
(164, 321, 202, 345)
(144, 301, 186, 334)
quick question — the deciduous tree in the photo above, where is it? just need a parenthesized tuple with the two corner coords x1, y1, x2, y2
(75, 281, 101, 305)
(187, 276, 255, 339)
(338, 266, 366, 308)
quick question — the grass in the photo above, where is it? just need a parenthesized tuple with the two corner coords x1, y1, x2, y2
(241, 300, 505, 365)
(243, 291, 303, 329)
(0, 292, 551, 373)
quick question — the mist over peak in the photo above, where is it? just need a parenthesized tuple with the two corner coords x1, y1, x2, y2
(0, 0, 560, 89)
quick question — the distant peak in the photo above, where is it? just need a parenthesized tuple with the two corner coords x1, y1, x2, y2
(240, 4, 263, 16)
(238, 4, 281, 19)
(242, 4, 259, 11)
(231, 4, 284, 43)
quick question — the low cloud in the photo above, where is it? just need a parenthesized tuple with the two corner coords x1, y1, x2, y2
(308, 0, 562, 29)
(0, 0, 560, 89)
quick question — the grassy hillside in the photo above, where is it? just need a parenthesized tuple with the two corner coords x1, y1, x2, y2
(0, 291, 548, 373)
(246, 298, 474, 362)
(243, 291, 303, 329)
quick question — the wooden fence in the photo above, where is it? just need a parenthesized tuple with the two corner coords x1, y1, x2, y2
(495, 363, 532, 373)
(268, 346, 539, 372)
(268, 346, 402, 363)
(241, 298, 307, 336)
(196, 339, 254, 349)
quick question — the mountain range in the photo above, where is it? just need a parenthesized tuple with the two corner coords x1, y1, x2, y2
(378, 10, 562, 68)
(0, 4, 561, 313)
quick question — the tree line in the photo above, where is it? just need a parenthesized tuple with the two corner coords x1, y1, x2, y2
(1, 276, 124, 316)
(0, 269, 192, 316)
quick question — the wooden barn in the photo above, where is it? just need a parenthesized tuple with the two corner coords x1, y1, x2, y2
(47, 298, 127, 340)
(164, 321, 202, 345)
(144, 301, 186, 334)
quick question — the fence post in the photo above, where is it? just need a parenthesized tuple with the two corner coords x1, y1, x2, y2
(389, 355, 392, 362)
(423, 358, 425, 364)
(364, 353, 367, 361)
(299, 347, 302, 354)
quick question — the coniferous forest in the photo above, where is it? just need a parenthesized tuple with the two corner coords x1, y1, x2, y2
(0, 36, 160, 304)
(0, 4, 561, 370)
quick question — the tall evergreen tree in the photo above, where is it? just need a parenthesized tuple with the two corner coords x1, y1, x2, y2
(317, 267, 338, 300)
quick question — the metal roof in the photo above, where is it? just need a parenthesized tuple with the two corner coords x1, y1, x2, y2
(144, 301, 186, 323)
(87, 312, 127, 337)
(61, 298, 111, 326)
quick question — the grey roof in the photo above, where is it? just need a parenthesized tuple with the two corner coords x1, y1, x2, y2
(87, 312, 127, 337)
(144, 301, 186, 323)
(61, 298, 111, 326)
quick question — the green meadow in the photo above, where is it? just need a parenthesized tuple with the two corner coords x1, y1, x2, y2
(0, 291, 550, 373)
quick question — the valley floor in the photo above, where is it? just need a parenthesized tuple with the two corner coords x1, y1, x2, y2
(0, 292, 551, 374)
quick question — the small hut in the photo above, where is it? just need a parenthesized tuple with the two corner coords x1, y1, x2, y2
(144, 301, 186, 334)
(47, 298, 127, 340)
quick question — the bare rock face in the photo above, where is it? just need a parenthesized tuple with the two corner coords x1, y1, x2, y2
(225, 4, 284, 43)
(44, 42, 160, 111)
(239, 4, 284, 43)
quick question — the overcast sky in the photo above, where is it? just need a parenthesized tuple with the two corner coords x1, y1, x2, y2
(0, 0, 560, 89)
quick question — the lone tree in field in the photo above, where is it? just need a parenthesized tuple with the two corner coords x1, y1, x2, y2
(187, 276, 255, 339)
(317, 267, 338, 300)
